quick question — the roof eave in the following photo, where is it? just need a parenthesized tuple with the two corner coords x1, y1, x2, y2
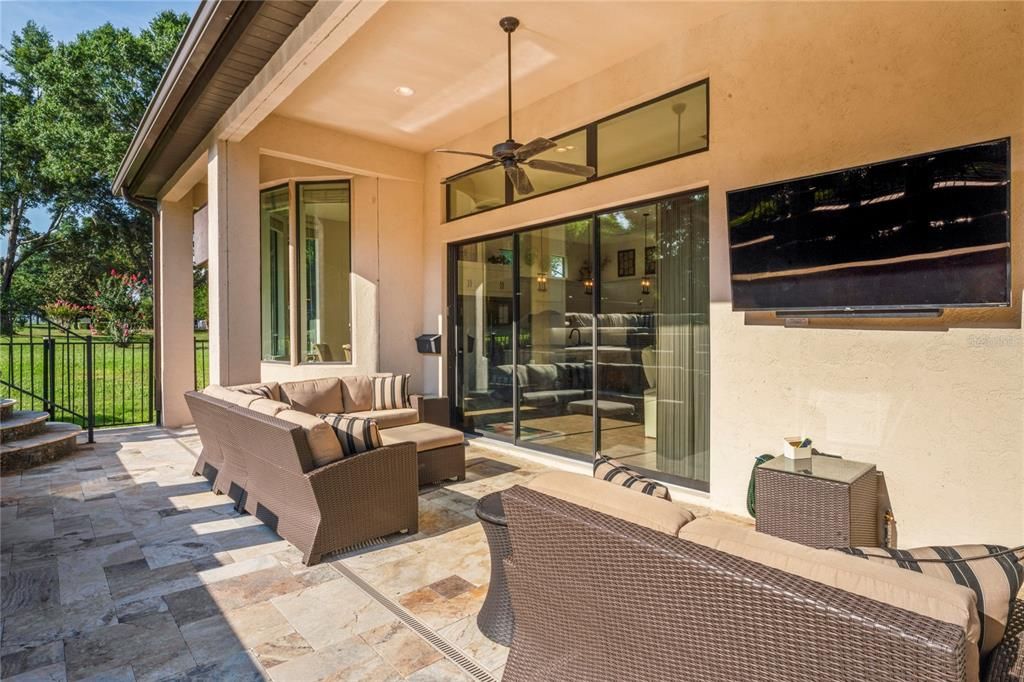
(112, 0, 241, 200)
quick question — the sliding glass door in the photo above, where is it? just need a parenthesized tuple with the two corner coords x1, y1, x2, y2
(595, 193, 710, 487)
(449, 189, 710, 490)
(452, 236, 516, 439)
(516, 219, 594, 457)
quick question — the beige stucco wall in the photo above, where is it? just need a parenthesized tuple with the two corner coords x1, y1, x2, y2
(421, 2, 1024, 547)
(244, 117, 428, 391)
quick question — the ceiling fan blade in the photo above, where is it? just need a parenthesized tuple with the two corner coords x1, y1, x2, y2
(441, 160, 501, 184)
(434, 149, 498, 161)
(525, 159, 596, 178)
(514, 137, 557, 161)
(506, 165, 534, 195)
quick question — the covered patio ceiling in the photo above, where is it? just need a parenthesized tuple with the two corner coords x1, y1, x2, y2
(274, 1, 729, 152)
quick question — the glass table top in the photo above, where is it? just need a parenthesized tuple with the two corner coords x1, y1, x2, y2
(760, 455, 874, 484)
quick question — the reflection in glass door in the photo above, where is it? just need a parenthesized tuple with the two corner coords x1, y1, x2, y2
(516, 220, 594, 456)
(595, 192, 710, 488)
(452, 236, 516, 439)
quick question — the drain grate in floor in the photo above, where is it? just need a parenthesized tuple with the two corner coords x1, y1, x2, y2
(333, 561, 498, 682)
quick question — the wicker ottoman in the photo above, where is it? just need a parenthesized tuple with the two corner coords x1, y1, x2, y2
(476, 491, 514, 646)
(380, 422, 466, 485)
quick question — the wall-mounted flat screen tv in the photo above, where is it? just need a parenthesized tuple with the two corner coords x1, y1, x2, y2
(726, 138, 1011, 312)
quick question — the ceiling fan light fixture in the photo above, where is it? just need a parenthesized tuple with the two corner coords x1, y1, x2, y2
(436, 16, 596, 192)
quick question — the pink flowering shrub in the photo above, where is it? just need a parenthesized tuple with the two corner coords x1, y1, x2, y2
(93, 270, 151, 346)
(41, 299, 87, 328)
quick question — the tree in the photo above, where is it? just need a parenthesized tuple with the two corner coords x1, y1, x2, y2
(0, 12, 189, 333)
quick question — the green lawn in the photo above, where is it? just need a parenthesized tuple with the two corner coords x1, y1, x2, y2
(1, 329, 209, 427)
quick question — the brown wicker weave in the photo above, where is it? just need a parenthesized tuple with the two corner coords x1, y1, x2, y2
(756, 457, 880, 548)
(986, 599, 1024, 681)
(186, 391, 251, 507)
(476, 491, 514, 645)
(185, 391, 419, 565)
(411, 394, 451, 427)
(501, 485, 969, 682)
(418, 442, 466, 486)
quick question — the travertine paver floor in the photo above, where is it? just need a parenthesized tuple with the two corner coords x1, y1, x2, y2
(0, 426, 555, 681)
(1, 425, 732, 681)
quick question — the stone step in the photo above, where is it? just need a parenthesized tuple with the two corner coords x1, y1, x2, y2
(0, 398, 15, 420)
(1, 422, 81, 474)
(1, 410, 50, 441)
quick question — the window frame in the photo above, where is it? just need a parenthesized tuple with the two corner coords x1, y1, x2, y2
(295, 179, 353, 366)
(259, 182, 292, 364)
(444, 78, 710, 222)
(258, 177, 353, 367)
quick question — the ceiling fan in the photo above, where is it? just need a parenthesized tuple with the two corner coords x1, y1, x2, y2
(435, 16, 596, 196)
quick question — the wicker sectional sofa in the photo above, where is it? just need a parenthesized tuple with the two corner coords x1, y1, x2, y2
(185, 375, 466, 564)
(501, 472, 997, 682)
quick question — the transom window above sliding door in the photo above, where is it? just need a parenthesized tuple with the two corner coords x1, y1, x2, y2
(444, 79, 709, 221)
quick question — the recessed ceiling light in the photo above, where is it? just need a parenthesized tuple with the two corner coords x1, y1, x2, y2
(394, 86, 415, 97)
(556, 147, 567, 153)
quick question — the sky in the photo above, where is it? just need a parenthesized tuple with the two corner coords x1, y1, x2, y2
(1, 0, 197, 247)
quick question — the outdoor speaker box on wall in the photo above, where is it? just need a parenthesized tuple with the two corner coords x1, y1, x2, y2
(416, 334, 442, 354)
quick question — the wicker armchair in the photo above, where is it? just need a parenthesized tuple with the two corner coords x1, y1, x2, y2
(186, 391, 418, 565)
(501, 485, 971, 682)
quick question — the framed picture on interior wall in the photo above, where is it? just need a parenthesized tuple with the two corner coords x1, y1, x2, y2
(645, 246, 657, 275)
(617, 249, 635, 277)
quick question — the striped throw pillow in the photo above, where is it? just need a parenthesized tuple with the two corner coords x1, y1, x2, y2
(317, 413, 383, 459)
(594, 453, 671, 500)
(834, 545, 1024, 655)
(236, 384, 274, 399)
(372, 374, 411, 410)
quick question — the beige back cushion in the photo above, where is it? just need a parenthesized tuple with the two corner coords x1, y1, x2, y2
(248, 398, 290, 417)
(679, 518, 981, 681)
(280, 377, 344, 415)
(526, 472, 694, 537)
(275, 409, 343, 469)
(341, 375, 373, 413)
(203, 384, 258, 408)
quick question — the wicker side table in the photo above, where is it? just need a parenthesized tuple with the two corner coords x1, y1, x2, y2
(475, 491, 514, 646)
(755, 455, 879, 549)
(414, 395, 451, 427)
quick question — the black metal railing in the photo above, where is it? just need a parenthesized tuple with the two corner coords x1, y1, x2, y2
(194, 337, 209, 390)
(1, 313, 157, 440)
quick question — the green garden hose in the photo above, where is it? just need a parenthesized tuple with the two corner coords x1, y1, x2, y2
(746, 454, 775, 518)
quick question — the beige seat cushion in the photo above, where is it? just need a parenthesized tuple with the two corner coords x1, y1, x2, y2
(347, 408, 419, 429)
(248, 398, 290, 417)
(380, 423, 464, 452)
(203, 385, 258, 408)
(226, 381, 281, 402)
(340, 375, 373, 413)
(280, 378, 343, 415)
(679, 518, 982, 681)
(275, 409, 344, 469)
(526, 472, 694, 537)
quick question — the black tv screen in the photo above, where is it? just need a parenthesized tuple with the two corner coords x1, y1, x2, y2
(726, 138, 1011, 312)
